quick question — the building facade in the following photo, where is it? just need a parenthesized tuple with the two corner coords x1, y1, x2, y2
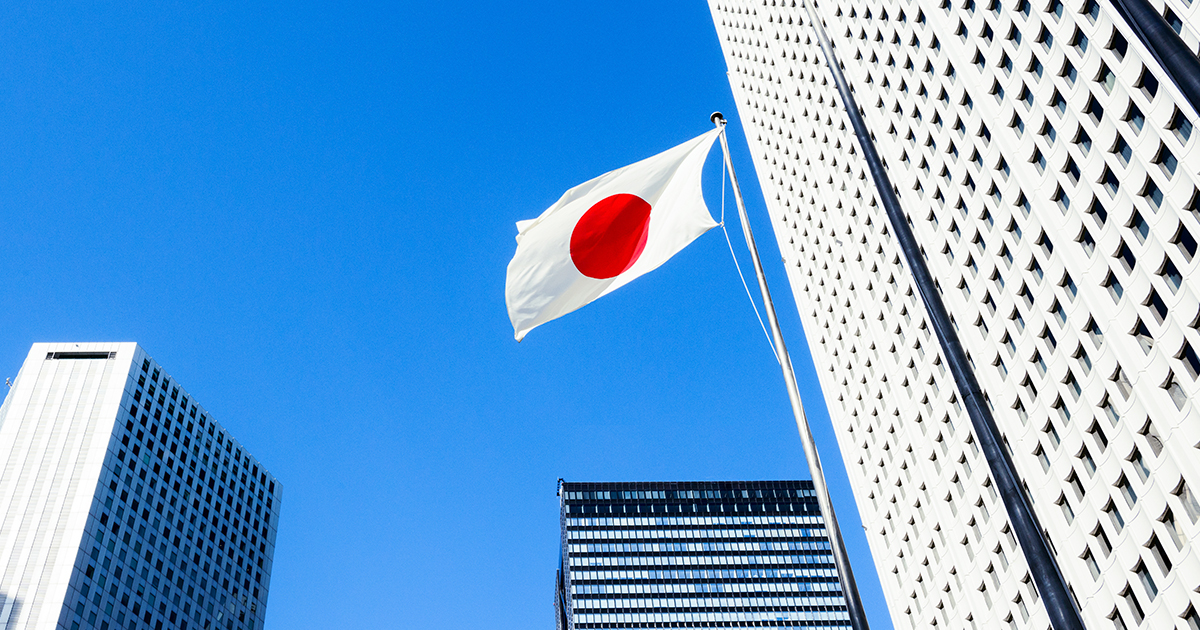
(0, 343, 280, 630)
(554, 480, 851, 629)
(709, 0, 1200, 628)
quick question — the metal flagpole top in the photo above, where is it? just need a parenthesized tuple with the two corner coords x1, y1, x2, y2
(710, 111, 726, 125)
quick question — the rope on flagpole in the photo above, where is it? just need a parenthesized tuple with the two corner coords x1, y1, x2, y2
(718, 140, 780, 365)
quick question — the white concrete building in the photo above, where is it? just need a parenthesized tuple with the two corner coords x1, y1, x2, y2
(710, 0, 1200, 628)
(0, 343, 280, 630)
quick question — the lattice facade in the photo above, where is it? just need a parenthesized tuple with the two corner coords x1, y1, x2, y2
(710, 0, 1200, 627)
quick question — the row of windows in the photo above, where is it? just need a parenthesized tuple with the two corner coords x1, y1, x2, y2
(572, 541, 833, 555)
(569, 555, 839, 571)
(573, 619, 849, 624)
(573, 598, 848, 614)
(564, 488, 817, 501)
(568, 568, 834, 583)
(573, 580, 841, 595)
(570, 610, 852, 627)
(567, 502, 820, 516)
(567, 515, 824, 528)
(569, 527, 827, 540)
(575, 591, 843, 606)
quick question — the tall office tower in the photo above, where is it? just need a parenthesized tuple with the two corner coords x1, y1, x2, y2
(553, 480, 850, 630)
(0, 343, 281, 630)
(710, 0, 1200, 628)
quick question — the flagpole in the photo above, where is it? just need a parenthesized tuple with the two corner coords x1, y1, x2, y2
(711, 112, 872, 630)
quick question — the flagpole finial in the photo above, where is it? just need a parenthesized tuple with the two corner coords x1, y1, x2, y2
(710, 111, 726, 125)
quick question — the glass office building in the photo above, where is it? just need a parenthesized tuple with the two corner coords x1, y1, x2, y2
(554, 480, 850, 629)
(0, 343, 280, 630)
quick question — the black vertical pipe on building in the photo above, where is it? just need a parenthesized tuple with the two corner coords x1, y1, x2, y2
(555, 566, 570, 630)
(796, 1, 1089, 629)
(1105, 0, 1200, 118)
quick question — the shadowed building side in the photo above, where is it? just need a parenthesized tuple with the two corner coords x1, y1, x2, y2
(0, 343, 281, 630)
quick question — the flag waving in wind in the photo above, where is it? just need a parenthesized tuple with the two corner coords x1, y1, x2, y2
(505, 128, 722, 341)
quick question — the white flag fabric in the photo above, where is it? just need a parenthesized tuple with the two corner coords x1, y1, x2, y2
(506, 128, 721, 341)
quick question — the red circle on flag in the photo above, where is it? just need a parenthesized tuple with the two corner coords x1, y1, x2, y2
(570, 194, 653, 279)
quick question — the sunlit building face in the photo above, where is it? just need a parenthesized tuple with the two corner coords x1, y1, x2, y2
(710, 0, 1200, 627)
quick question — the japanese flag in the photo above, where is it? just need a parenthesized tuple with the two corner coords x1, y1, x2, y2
(506, 128, 722, 341)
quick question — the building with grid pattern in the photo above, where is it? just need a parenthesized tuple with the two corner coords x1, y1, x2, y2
(709, 0, 1200, 628)
(554, 480, 850, 629)
(0, 343, 280, 630)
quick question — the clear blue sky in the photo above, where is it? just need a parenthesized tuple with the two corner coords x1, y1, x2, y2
(0, 2, 893, 628)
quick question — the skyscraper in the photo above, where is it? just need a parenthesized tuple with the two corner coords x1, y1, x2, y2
(554, 480, 850, 629)
(710, 1, 1200, 628)
(0, 343, 281, 630)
